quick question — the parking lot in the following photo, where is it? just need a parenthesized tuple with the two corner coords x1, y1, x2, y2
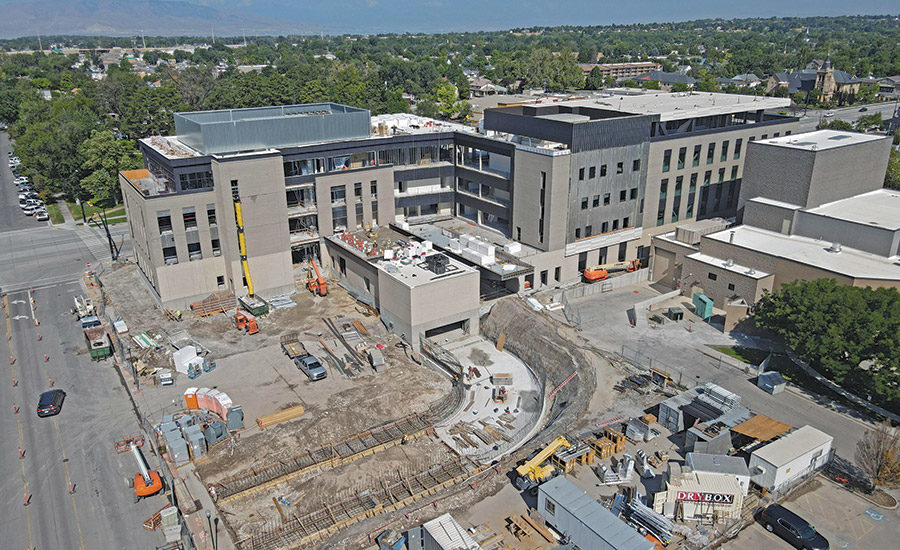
(727, 478, 897, 550)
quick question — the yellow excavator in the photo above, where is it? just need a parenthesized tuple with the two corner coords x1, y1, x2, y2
(514, 436, 572, 491)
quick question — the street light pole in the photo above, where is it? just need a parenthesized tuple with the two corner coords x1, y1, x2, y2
(206, 510, 214, 550)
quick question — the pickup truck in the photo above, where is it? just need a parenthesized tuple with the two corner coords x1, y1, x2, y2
(281, 333, 326, 381)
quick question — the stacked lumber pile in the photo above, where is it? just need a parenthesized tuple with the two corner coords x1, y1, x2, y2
(256, 405, 305, 429)
(190, 291, 236, 317)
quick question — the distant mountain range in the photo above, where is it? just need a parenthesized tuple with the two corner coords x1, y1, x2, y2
(0, 0, 314, 38)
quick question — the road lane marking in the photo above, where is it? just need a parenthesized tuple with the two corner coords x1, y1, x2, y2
(54, 420, 86, 550)
(6, 293, 35, 548)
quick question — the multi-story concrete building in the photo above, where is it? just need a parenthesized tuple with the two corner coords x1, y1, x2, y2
(577, 61, 661, 80)
(120, 93, 796, 318)
(650, 130, 899, 311)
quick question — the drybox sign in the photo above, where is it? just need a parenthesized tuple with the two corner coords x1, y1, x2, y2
(676, 491, 735, 504)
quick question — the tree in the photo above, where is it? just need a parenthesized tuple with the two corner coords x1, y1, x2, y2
(641, 80, 661, 90)
(856, 422, 900, 489)
(584, 67, 604, 90)
(855, 112, 883, 131)
(885, 148, 900, 190)
(433, 83, 468, 119)
(415, 96, 439, 119)
(817, 119, 853, 131)
(78, 130, 141, 204)
(671, 82, 690, 92)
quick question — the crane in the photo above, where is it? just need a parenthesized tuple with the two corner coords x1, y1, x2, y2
(232, 189, 255, 297)
(307, 259, 328, 296)
(129, 441, 163, 501)
(514, 436, 572, 491)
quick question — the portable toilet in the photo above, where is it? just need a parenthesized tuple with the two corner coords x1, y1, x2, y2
(184, 387, 199, 409)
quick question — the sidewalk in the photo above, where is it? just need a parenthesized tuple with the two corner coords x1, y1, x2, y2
(55, 199, 78, 228)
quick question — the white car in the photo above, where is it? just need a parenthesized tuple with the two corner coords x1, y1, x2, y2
(24, 204, 41, 215)
(14, 176, 28, 183)
(34, 210, 49, 221)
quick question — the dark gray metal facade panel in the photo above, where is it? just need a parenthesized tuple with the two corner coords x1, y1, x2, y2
(455, 192, 510, 219)
(455, 166, 511, 191)
(571, 115, 655, 152)
(395, 191, 455, 208)
(393, 164, 454, 182)
(650, 115, 799, 143)
(484, 109, 574, 145)
(453, 133, 516, 155)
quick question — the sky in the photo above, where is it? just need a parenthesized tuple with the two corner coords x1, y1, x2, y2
(189, 0, 900, 34)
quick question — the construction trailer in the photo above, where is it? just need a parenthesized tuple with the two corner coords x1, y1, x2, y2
(749, 425, 833, 492)
(538, 477, 652, 550)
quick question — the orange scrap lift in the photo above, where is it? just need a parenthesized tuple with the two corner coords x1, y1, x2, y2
(307, 259, 328, 296)
(583, 259, 640, 282)
(116, 435, 163, 502)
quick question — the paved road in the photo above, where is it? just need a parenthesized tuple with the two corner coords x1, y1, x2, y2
(793, 101, 899, 133)
(0, 136, 166, 548)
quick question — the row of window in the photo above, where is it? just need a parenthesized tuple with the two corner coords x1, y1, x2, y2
(158, 205, 216, 234)
(575, 217, 631, 239)
(580, 187, 638, 210)
(656, 167, 740, 225)
(577, 159, 640, 181)
(331, 181, 379, 204)
(707, 272, 736, 292)
(660, 131, 790, 174)
(161, 235, 221, 265)
(284, 145, 453, 178)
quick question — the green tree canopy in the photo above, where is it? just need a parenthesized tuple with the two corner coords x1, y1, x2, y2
(78, 129, 141, 204)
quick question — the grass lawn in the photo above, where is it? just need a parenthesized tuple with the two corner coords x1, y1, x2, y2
(45, 202, 65, 224)
(66, 201, 126, 222)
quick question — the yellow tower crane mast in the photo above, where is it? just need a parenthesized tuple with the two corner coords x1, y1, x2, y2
(232, 188, 255, 297)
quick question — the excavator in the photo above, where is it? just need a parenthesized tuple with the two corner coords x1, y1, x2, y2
(583, 259, 641, 282)
(307, 259, 328, 296)
(514, 436, 572, 491)
(117, 436, 163, 502)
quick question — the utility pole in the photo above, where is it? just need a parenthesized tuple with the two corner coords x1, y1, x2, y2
(87, 209, 120, 261)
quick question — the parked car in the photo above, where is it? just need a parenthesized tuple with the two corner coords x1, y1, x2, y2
(759, 504, 829, 550)
(18, 198, 28, 208)
(24, 204, 41, 215)
(824, 111, 835, 117)
(295, 353, 327, 381)
(36, 389, 66, 417)
(34, 210, 49, 221)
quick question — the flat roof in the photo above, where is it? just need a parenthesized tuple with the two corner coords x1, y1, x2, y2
(175, 102, 368, 125)
(540, 477, 652, 550)
(686, 453, 751, 477)
(731, 415, 793, 441)
(371, 113, 476, 136)
(667, 471, 743, 497)
(563, 92, 790, 122)
(755, 129, 887, 151)
(703, 225, 900, 280)
(746, 197, 803, 210)
(752, 425, 833, 467)
(422, 513, 481, 549)
(686, 252, 772, 280)
(141, 136, 202, 159)
(804, 188, 900, 231)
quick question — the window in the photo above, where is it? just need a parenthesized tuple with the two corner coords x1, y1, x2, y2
(545, 500, 556, 515)
(216, 275, 225, 289)
(554, 267, 561, 282)
(371, 200, 378, 215)
(623, 216, 629, 227)
(601, 221, 609, 233)
(183, 207, 197, 229)
(731, 166, 739, 181)
(707, 143, 716, 164)
(179, 171, 213, 191)
(693, 144, 702, 167)
(589, 166, 596, 179)
(187, 241, 202, 261)
(157, 211, 172, 234)
(284, 158, 325, 176)
(578, 167, 585, 180)
(718, 168, 726, 183)
(708, 272, 718, 281)
(578, 252, 587, 271)
(761, 134, 768, 140)
(689, 173, 697, 193)
(619, 190, 627, 202)
(618, 242, 627, 262)
(632, 159, 641, 171)
(331, 185, 346, 203)
(585, 225, 592, 236)
(677, 147, 686, 169)
(207, 204, 216, 226)
(728, 283, 735, 291)
(354, 182, 362, 197)
(616, 162, 623, 174)
(720, 140, 729, 162)
(656, 200, 665, 226)
(675, 176, 683, 196)
(516, 227, 521, 241)
(162, 245, 177, 264)
(371, 180, 378, 196)
(704, 170, 712, 186)
(600, 164, 607, 177)
(540, 270, 547, 285)
(592, 195, 600, 207)
(660, 179, 668, 199)
(662, 149, 672, 172)
(630, 188, 638, 200)
(734, 138, 743, 159)
(603, 193, 611, 205)
(575, 228, 581, 239)
(773, 132, 780, 138)
(211, 238, 221, 256)
(612, 219, 619, 230)
(332, 206, 348, 230)
(581, 198, 588, 210)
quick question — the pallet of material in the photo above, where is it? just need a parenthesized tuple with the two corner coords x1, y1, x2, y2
(521, 514, 554, 543)
(189, 291, 236, 317)
(256, 405, 306, 429)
